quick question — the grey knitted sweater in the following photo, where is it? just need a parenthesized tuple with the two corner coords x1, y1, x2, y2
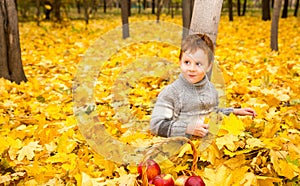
(150, 74, 233, 137)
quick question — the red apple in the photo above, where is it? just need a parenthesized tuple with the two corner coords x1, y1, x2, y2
(174, 175, 189, 186)
(152, 174, 175, 186)
(184, 175, 205, 186)
(137, 159, 161, 181)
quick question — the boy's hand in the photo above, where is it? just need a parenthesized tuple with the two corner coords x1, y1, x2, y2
(186, 122, 209, 137)
(233, 108, 257, 118)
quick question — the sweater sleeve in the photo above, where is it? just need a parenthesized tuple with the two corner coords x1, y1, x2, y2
(150, 86, 189, 137)
(214, 90, 234, 115)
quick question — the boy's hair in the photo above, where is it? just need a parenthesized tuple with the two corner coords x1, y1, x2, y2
(179, 33, 214, 64)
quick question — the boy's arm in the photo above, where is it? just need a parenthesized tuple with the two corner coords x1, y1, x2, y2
(150, 88, 189, 137)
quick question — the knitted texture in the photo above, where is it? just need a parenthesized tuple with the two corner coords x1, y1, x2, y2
(150, 74, 233, 137)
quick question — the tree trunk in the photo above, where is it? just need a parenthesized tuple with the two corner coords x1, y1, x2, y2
(171, 0, 174, 18)
(156, 0, 163, 22)
(104, 0, 107, 13)
(237, 0, 241, 16)
(228, 0, 234, 21)
(121, 0, 129, 39)
(242, 0, 247, 16)
(83, 0, 89, 25)
(76, 0, 81, 14)
(143, 0, 146, 10)
(295, 0, 299, 16)
(44, 1, 53, 20)
(281, 0, 289, 18)
(36, 0, 41, 26)
(0, 0, 27, 84)
(152, 0, 155, 14)
(53, 0, 61, 21)
(271, 0, 282, 51)
(189, 0, 223, 79)
(138, 0, 141, 13)
(182, 0, 192, 39)
(262, 0, 271, 20)
(128, 0, 131, 17)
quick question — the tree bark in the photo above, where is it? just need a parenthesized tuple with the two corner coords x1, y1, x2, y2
(182, 0, 192, 39)
(53, 0, 61, 21)
(237, 0, 241, 16)
(0, 0, 27, 84)
(190, 0, 223, 45)
(128, 0, 131, 17)
(83, 0, 89, 25)
(295, 0, 299, 16)
(242, 0, 247, 16)
(281, 0, 289, 18)
(271, 0, 282, 51)
(36, 0, 40, 26)
(152, 0, 155, 14)
(228, 0, 234, 21)
(76, 0, 81, 14)
(262, 0, 271, 20)
(104, 0, 107, 13)
(138, 0, 141, 13)
(156, 0, 163, 22)
(121, 0, 129, 39)
(143, 0, 146, 10)
(189, 0, 223, 79)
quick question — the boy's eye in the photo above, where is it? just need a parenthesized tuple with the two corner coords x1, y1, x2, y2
(196, 62, 203, 67)
(184, 61, 190, 65)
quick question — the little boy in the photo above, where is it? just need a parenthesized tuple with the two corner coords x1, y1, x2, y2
(150, 34, 257, 138)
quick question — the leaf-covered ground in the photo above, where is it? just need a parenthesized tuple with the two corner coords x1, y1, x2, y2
(0, 14, 299, 185)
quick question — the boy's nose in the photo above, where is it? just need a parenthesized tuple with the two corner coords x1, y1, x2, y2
(188, 64, 196, 71)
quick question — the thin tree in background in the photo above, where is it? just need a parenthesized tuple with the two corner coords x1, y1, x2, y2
(295, 0, 299, 16)
(121, 0, 129, 38)
(237, 0, 241, 16)
(36, 0, 41, 26)
(104, 0, 107, 13)
(271, 0, 282, 51)
(228, 0, 234, 21)
(242, 0, 247, 16)
(83, 0, 89, 25)
(138, 0, 141, 13)
(152, 0, 155, 14)
(53, 0, 61, 21)
(0, 0, 27, 84)
(262, 0, 271, 20)
(182, 0, 193, 39)
(281, 0, 289, 18)
(143, 0, 147, 10)
(156, 0, 163, 22)
(76, 0, 81, 14)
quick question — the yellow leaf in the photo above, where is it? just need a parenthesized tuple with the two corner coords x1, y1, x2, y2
(246, 138, 265, 149)
(203, 165, 232, 186)
(270, 150, 300, 180)
(239, 172, 257, 186)
(221, 114, 245, 136)
(81, 172, 105, 186)
(216, 134, 239, 151)
(17, 141, 42, 161)
(224, 154, 246, 169)
(256, 176, 282, 185)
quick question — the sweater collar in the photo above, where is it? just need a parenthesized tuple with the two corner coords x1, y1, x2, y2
(179, 73, 209, 88)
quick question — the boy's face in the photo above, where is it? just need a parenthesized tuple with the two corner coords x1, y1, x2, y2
(180, 49, 210, 84)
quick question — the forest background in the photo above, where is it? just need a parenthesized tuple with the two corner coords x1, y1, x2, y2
(0, 0, 300, 185)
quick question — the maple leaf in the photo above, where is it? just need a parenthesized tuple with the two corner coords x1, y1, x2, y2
(220, 114, 245, 136)
(216, 134, 239, 151)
